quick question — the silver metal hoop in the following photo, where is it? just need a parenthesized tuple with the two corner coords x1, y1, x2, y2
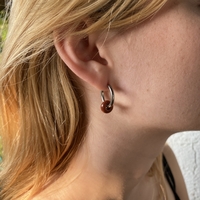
(101, 85, 115, 109)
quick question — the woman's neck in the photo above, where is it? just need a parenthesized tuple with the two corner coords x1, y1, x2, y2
(33, 79, 174, 200)
(38, 113, 171, 200)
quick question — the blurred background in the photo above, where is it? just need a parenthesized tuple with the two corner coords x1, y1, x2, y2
(167, 132, 200, 200)
(0, 0, 6, 163)
(0, 0, 5, 11)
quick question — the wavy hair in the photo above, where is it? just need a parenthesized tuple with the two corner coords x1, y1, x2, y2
(0, 0, 167, 199)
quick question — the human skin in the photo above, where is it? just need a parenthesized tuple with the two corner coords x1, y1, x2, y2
(104, 0, 200, 133)
(34, 0, 200, 199)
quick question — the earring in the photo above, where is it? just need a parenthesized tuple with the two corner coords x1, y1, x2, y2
(100, 85, 115, 113)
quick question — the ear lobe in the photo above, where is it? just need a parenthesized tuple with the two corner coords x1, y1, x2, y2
(54, 31, 109, 91)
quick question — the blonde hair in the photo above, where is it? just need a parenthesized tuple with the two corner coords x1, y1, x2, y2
(0, 0, 167, 199)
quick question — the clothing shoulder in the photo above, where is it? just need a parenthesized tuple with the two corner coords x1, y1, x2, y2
(163, 143, 189, 200)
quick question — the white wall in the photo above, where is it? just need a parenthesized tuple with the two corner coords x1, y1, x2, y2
(167, 131, 200, 200)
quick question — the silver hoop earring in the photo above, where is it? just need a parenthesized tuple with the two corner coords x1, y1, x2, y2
(100, 85, 114, 113)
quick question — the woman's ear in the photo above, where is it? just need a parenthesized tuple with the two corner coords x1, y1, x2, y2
(54, 28, 110, 91)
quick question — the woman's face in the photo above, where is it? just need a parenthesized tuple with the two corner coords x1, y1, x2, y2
(101, 0, 200, 132)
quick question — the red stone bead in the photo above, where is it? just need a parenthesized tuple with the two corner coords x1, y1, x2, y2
(101, 100, 113, 113)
